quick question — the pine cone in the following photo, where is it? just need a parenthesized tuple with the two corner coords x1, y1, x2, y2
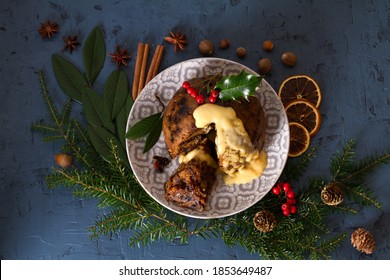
(253, 210, 277, 233)
(321, 182, 344, 206)
(351, 228, 376, 254)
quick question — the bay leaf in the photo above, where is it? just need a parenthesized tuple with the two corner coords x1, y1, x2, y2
(51, 54, 87, 103)
(88, 125, 114, 162)
(116, 95, 133, 149)
(88, 125, 130, 168)
(82, 88, 115, 133)
(143, 115, 163, 153)
(82, 26, 106, 85)
(103, 70, 129, 121)
(125, 112, 162, 140)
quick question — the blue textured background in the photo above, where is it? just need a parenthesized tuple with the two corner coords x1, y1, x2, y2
(0, 0, 389, 259)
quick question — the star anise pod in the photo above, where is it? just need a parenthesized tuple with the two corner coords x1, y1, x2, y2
(109, 45, 131, 68)
(164, 31, 187, 53)
(38, 20, 60, 38)
(62, 35, 80, 53)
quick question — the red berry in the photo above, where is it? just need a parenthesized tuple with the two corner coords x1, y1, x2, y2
(208, 96, 217, 103)
(286, 190, 295, 199)
(290, 205, 297, 214)
(281, 203, 290, 211)
(272, 187, 281, 195)
(287, 198, 296, 205)
(196, 95, 205, 104)
(188, 87, 198, 98)
(211, 89, 219, 98)
(282, 182, 291, 192)
(283, 209, 291, 216)
(182, 81, 190, 89)
(191, 92, 198, 98)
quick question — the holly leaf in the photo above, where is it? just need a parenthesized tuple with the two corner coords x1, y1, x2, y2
(215, 70, 262, 102)
(125, 112, 162, 140)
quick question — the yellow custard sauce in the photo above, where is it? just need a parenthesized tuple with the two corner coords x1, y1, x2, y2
(193, 103, 268, 185)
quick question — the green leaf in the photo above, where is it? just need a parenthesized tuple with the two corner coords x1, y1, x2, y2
(88, 125, 116, 162)
(143, 116, 163, 153)
(116, 95, 133, 148)
(81, 88, 115, 133)
(83, 26, 106, 85)
(87, 125, 128, 165)
(215, 70, 262, 102)
(125, 112, 162, 140)
(52, 54, 87, 103)
(103, 70, 129, 121)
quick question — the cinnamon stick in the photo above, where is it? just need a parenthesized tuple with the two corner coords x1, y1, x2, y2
(146, 45, 164, 84)
(137, 43, 150, 97)
(153, 45, 164, 77)
(132, 42, 145, 100)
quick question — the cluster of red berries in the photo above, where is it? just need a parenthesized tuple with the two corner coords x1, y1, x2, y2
(272, 182, 297, 217)
(182, 81, 220, 105)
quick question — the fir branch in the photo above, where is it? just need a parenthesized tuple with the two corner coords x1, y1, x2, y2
(298, 197, 329, 233)
(36, 70, 94, 169)
(59, 98, 73, 127)
(282, 147, 317, 182)
(341, 151, 390, 184)
(52, 168, 136, 209)
(104, 143, 145, 205)
(330, 139, 356, 181)
(325, 204, 359, 214)
(194, 217, 233, 240)
(309, 233, 347, 260)
(31, 122, 58, 134)
(42, 134, 64, 142)
(342, 183, 381, 208)
(89, 208, 150, 238)
(129, 217, 190, 247)
(39, 70, 60, 121)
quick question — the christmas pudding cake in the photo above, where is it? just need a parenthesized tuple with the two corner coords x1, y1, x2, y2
(163, 75, 267, 211)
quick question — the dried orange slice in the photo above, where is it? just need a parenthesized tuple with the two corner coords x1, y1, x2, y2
(288, 122, 310, 157)
(278, 75, 321, 108)
(285, 100, 321, 136)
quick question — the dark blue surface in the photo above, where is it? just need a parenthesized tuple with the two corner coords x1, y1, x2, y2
(1, 0, 389, 260)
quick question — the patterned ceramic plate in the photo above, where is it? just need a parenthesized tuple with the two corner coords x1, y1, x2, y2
(126, 58, 289, 219)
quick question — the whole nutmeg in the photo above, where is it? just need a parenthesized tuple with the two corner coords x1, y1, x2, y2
(55, 153, 73, 168)
(236, 47, 247, 58)
(262, 40, 274, 51)
(258, 58, 272, 75)
(281, 51, 297, 66)
(218, 38, 230, 49)
(198, 39, 214, 56)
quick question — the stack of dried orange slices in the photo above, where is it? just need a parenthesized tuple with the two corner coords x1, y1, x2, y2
(278, 75, 322, 157)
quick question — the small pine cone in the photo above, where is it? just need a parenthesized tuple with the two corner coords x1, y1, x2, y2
(321, 182, 344, 206)
(351, 228, 376, 254)
(253, 210, 277, 233)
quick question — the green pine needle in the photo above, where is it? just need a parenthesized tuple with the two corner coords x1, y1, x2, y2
(330, 139, 356, 181)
